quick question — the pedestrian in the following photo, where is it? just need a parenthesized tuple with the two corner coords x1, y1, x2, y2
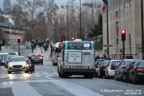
(40, 40, 44, 53)
(30, 63, 35, 73)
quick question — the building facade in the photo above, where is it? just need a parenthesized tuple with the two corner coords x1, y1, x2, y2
(102, 0, 142, 59)
(3, 0, 11, 15)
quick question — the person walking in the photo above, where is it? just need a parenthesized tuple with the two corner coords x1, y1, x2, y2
(30, 63, 35, 73)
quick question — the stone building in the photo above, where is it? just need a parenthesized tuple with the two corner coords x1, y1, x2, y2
(3, 0, 11, 15)
(102, 0, 142, 59)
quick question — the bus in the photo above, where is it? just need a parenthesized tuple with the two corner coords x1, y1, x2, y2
(57, 39, 95, 78)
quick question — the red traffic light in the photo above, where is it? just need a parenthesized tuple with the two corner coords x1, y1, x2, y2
(72, 37, 75, 40)
(17, 36, 21, 40)
(17, 36, 21, 43)
(121, 29, 126, 41)
(121, 30, 126, 35)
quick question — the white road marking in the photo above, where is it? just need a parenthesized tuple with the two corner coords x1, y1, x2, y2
(52, 80, 104, 96)
(12, 81, 42, 96)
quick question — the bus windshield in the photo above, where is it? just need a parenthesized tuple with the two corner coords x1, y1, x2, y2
(68, 42, 92, 50)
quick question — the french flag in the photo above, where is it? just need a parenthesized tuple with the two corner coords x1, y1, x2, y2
(102, 0, 107, 12)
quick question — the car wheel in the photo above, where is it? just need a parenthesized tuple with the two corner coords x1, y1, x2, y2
(132, 77, 137, 84)
(89, 75, 93, 79)
(8, 71, 11, 74)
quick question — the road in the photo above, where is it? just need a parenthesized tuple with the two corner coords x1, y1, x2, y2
(0, 47, 144, 96)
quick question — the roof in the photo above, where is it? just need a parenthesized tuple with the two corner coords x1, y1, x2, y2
(0, 53, 9, 55)
(0, 22, 24, 30)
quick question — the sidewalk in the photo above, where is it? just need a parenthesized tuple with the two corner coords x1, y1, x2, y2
(1, 46, 15, 53)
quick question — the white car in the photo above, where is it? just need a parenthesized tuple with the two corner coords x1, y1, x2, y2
(8, 56, 29, 74)
(104, 60, 121, 78)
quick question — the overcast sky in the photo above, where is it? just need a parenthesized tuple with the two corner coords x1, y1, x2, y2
(0, 0, 101, 10)
(0, 0, 72, 10)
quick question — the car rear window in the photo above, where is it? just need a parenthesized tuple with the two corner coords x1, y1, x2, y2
(98, 60, 104, 66)
(137, 61, 144, 67)
(111, 61, 121, 67)
(124, 61, 131, 66)
(103, 61, 110, 66)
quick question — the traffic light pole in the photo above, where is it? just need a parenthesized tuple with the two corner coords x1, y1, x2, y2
(122, 40, 125, 59)
(18, 43, 20, 56)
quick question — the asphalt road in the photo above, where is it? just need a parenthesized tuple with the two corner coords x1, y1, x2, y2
(0, 47, 144, 96)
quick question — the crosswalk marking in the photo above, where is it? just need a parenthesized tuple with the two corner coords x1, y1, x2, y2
(12, 81, 42, 96)
(0, 79, 104, 96)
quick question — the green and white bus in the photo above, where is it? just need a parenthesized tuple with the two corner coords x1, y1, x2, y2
(57, 39, 95, 78)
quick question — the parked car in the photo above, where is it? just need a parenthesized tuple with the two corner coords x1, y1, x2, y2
(28, 53, 43, 65)
(122, 60, 136, 82)
(95, 59, 104, 76)
(0, 53, 9, 67)
(128, 60, 144, 84)
(97, 60, 110, 78)
(114, 59, 135, 81)
(8, 56, 29, 74)
(104, 60, 121, 78)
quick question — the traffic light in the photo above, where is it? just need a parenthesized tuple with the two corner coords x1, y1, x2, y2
(17, 36, 21, 43)
(121, 29, 126, 41)
(71, 37, 75, 40)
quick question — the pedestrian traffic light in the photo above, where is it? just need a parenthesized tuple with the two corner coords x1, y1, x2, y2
(121, 29, 126, 41)
(17, 36, 21, 43)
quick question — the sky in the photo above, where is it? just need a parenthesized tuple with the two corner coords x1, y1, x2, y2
(0, 0, 68, 10)
(0, 0, 101, 10)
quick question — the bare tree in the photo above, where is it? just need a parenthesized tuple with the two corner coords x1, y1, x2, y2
(12, 0, 46, 40)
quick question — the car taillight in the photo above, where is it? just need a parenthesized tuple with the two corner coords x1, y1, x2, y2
(39, 57, 43, 60)
(103, 66, 106, 69)
(136, 68, 144, 72)
(31, 57, 34, 60)
(121, 66, 124, 70)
